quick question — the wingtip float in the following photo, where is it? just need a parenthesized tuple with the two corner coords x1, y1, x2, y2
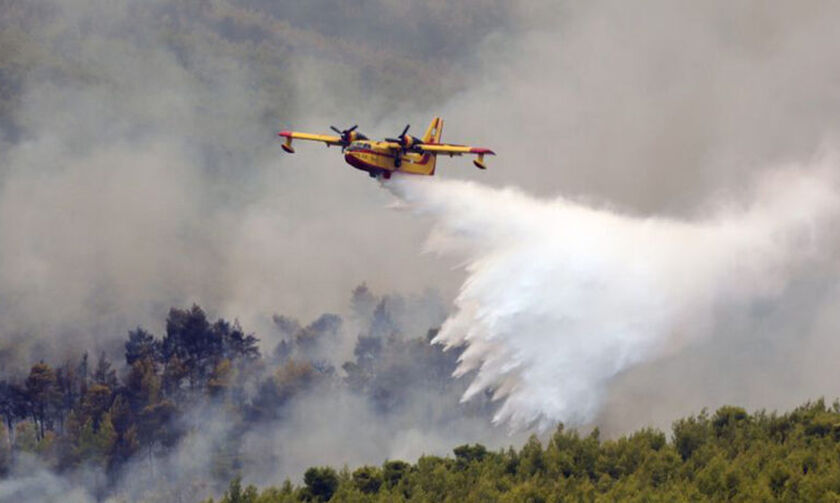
(277, 117, 495, 179)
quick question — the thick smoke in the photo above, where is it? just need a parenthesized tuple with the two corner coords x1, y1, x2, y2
(4, 0, 840, 500)
(0, 1, 517, 500)
(0, 455, 94, 502)
(388, 159, 840, 431)
(0, 0, 504, 366)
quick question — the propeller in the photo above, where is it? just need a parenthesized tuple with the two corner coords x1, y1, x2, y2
(330, 124, 367, 149)
(385, 124, 422, 150)
(385, 124, 426, 168)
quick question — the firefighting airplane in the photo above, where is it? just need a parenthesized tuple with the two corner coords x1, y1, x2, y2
(277, 117, 494, 179)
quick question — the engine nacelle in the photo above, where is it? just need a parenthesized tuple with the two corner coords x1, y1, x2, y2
(402, 135, 422, 149)
(347, 131, 368, 143)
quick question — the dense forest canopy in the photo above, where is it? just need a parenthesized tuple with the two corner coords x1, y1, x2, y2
(8, 293, 840, 503)
(203, 401, 840, 502)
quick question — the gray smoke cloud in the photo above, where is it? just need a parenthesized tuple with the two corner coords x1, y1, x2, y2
(0, 454, 94, 503)
(444, 1, 840, 211)
(0, 1, 517, 500)
(0, 0, 508, 366)
(2, 0, 840, 500)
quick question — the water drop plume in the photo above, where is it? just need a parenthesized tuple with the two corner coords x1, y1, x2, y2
(387, 160, 840, 431)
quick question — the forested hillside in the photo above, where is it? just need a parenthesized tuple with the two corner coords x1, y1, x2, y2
(0, 285, 493, 501)
(204, 401, 840, 502)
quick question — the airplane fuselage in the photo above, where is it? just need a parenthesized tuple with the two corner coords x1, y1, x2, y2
(343, 141, 435, 178)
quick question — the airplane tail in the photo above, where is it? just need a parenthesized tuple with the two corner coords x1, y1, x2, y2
(422, 117, 442, 175)
(422, 117, 443, 144)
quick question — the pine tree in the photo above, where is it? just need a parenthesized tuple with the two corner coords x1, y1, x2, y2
(25, 362, 59, 439)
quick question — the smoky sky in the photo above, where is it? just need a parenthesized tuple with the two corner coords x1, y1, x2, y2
(1, 0, 840, 442)
(444, 1, 840, 213)
(0, 0, 512, 367)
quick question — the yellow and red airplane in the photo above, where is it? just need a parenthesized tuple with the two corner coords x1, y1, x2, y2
(278, 117, 494, 179)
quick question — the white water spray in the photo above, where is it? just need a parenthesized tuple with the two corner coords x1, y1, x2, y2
(388, 161, 840, 431)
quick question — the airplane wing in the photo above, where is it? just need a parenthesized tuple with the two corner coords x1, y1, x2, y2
(380, 141, 495, 169)
(379, 142, 494, 155)
(415, 144, 496, 169)
(415, 144, 495, 156)
(277, 130, 343, 153)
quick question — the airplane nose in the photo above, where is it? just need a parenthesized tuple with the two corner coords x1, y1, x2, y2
(344, 151, 364, 170)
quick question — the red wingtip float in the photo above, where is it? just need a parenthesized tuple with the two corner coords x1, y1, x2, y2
(277, 131, 295, 153)
(277, 117, 495, 179)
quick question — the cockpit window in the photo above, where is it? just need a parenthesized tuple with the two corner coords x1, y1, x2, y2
(347, 141, 365, 151)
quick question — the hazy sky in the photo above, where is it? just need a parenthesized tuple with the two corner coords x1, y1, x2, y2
(1, 0, 840, 434)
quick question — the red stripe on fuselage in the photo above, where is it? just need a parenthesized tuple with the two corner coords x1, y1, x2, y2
(348, 148, 433, 166)
(344, 153, 379, 173)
